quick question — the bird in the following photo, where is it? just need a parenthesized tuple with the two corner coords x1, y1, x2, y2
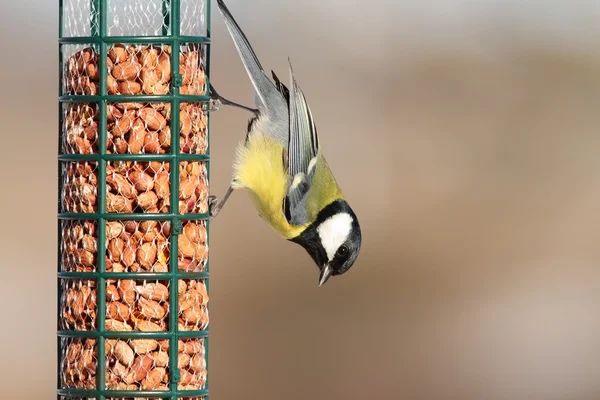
(208, 0, 362, 287)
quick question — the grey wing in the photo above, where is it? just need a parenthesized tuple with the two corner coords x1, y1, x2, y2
(216, 0, 289, 146)
(284, 60, 320, 226)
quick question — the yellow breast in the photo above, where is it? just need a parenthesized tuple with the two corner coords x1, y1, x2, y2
(231, 133, 308, 239)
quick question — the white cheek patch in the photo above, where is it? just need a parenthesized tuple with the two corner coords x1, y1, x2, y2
(317, 213, 353, 261)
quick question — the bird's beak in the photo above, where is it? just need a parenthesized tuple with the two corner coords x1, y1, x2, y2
(319, 264, 333, 287)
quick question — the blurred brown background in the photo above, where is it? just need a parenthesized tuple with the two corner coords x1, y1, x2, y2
(1, 0, 600, 399)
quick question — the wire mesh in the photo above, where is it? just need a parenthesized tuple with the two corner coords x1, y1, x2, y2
(106, 102, 207, 155)
(106, 398, 164, 400)
(178, 44, 208, 95)
(60, 279, 98, 330)
(105, 279, 171, 331)
(106, 44, 172, 95)
(179, 162, 209, 214)
(58, 397, 206, 400)
(62, 103, 101, 154)
(179, 103, 208, 154)
(105, 161, 172, 213)
(180, 0, 207, 37)
(59, 397, 97, 400)
(177, 339, 207, 391)
(106, 220, 171, 273)
(60, 337, 99, 389)
(105, 337, 170, 390)
(106, 397, 168, 400)
(62, 0, 99, 37)
(108, 0, 171, 37)
(177, 280, 209, 331)
(61, 161, 100, 213)
(62, 45, 101, 96)
(177, 222, 208, 272)
(61, 220, 99, 272)
(59, 0, 211, 398)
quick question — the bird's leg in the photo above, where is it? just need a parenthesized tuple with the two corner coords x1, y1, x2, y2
(207, 83, 258, 113)
(208, 185, 235, 219)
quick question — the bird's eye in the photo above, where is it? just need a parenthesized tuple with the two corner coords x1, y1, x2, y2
(337, 245, 349, 257)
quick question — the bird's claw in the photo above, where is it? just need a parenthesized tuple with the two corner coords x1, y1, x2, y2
(205, 99, 222, 113)
(208, 195, 219, 219)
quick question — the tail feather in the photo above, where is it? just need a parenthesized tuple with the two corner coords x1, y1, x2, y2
(216, 0, 288, 131)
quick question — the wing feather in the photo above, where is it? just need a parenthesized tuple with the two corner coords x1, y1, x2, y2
(287, 59, 319, 177)
(284, 60, 321, 225)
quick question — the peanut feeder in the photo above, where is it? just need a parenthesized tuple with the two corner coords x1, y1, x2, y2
(58, 1, 211, 399)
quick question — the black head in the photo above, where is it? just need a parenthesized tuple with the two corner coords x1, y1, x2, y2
(291, 200, 362, 286)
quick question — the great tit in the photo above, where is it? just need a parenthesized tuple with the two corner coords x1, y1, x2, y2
(209, 0, 362, 287)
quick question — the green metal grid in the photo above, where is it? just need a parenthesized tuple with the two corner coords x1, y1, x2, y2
(57, 0, 212, 398)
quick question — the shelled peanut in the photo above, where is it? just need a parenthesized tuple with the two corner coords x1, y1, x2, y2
(104, 338, 207, 391)
(64, 44, 205, 97)
(178, 280, 210, 331)
(60, 219, 207, 273)
(62, 44, 208, 155)
(106, 220, 170, 273)
(106, 161, 170, 214)
(60, 280, 98, 330)
(105, 102, 207, 155)
(61, 161, 99, 213)
(103, 279, 208, 391)
(62, 101, 207, 155)
(105, 280, 171, 332)
(179, 161, 209, 214)
(177, 221, 209, 273)
(60, 279, 208, 333)
(104, 280, 208, 332)
(102, 160, 208, 215)
(61, 42, 210, 396)
(107, 102, 171, 155)
(106, 220, 208, 273)
(62, 103, 99, 154)
(61, 220, 98, 272)
(105, 280, 208, 390)
(106, 338, 169, 390)
(178, 338, 208, 390)
(60, 280, 208, 391)
(105, 220, 208, 273)
(64, 46, 100, 95)
(61, 338, 97, 389)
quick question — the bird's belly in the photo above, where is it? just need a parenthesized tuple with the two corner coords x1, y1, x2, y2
(232, 134, 305, 239)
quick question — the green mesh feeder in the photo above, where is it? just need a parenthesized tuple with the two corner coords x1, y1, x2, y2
(58, 0, 211, 398)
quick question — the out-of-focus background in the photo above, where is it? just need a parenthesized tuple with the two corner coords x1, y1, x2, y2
(2, 0, 600, 399)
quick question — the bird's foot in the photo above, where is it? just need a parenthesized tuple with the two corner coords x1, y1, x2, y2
(205, 99, 223, 113)
(208, 195, 220, 220)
